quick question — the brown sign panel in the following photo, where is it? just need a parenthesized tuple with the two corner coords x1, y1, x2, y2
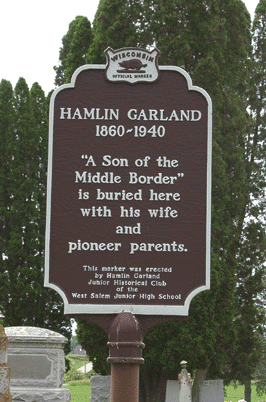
(45, 49, 212, 316)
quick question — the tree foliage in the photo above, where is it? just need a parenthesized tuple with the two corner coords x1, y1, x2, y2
(65, 17, 93, 83)
(87, 0, 144, 64)
(230, 1, 266, 397)
(76, 320, 110, 375)
(54, 16, 88, 86)
(0, 78, 71, 341)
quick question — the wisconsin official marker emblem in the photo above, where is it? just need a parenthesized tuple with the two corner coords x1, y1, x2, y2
(105, 47, 160, 84)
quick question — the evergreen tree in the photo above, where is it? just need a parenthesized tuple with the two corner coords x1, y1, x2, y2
(138, 3, 266, 401)
(228, 1, 266, 398)
(87, 0, 144, 64)
(54, 16, 85, 86)
(229, 222, 266, 402)
(0, 79, 14, 270)
(0, 78, 71, 340)
(65, 16, 93, 83)
(251, 0, 266, 204)
(76, 320, 110, 375)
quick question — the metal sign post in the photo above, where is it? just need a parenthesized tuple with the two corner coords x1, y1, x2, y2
(45, 47, 212, 401)
(107, 312, 144, 402)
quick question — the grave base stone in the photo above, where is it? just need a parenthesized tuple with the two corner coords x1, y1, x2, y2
(90, 376, 111, 402)
(5, 327, 70, 402)
(10, 387, 70, 402)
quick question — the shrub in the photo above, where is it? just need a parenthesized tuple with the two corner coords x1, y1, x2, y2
(64, 369, 84, 382)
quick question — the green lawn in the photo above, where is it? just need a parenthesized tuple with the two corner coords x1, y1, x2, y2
(63, 381, 266, 402)
(63, 380, 91, 402)
(64, 359, 266, 402)
(225, 384, 266, 402)
(64, 355, 93, 401)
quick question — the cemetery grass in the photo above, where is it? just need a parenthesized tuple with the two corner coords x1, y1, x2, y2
(64, 355, 92, 401)
(64, 356, 266, 402)
(63, 380, 91, 402)
(225, 383, 266, 402)
(63, 381, 266, 402)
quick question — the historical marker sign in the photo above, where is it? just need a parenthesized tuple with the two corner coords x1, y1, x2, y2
(45, 47, 212, 316)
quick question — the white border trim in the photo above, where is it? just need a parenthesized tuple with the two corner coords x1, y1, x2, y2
(44, 64, 212, 316)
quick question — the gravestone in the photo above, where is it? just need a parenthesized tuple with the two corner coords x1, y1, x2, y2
(90, 376, 111, 402)
(165, 380, 179, 402)
(178, 361, 192, 402)
(89, 375, 224, 402)
(5, 327, 70, 402)
(199, 379, 224, 402)
(165, 379, 224, 402)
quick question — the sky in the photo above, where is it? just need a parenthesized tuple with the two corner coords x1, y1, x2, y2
(0, 0, 258, 96)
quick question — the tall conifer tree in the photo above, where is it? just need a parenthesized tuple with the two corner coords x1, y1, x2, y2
(65, 17, 93, 83)
(0, 79, 14, 274)
(54, 16, 85, 86)
(0, 78, 71, 339)
(86, 0, 143, 64)
(227, 1, 266, 399)
(137, 3, 266, 401)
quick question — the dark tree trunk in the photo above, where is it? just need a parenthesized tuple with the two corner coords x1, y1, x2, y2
(139, 369, 168, 402)
(244, 379, 251, 402)
(192, 369, 208, 402)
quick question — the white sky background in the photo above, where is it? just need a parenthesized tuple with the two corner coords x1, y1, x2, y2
(0, 0, 258, 95)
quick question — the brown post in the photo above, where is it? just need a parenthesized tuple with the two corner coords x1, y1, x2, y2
(107, 312, 144, 402)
